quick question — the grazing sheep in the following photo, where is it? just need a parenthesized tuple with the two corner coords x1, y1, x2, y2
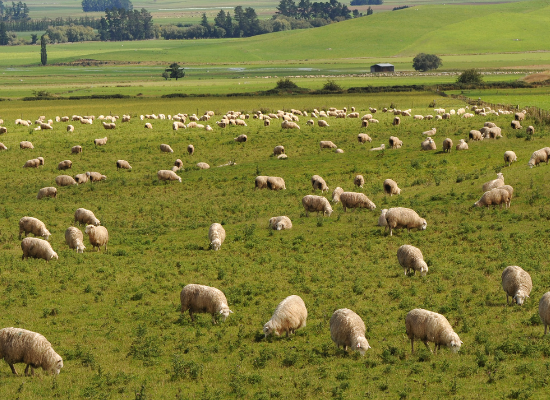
(86, 171, 106, 183)
(21, 237, 58, 262)
(527, 125, 535, 135)
(469, 130, 483, 141)
(528, 149, 549, 168)
(74, 173, 88, 184)
(354, 175, 365, 188)
(23, 158, 44, 168)
(397, 245, 428, 276)
(94, 137, 107, 146)
(302, 195, 333, 217)
(196, 162, 210, 169)
(340, 192, 376, 212)
(160, 144, 174, 153)
(515, 112, 525, 121)
(442, 138, 453, 153)
(173, 159, 183, 171)
(421, 137, 436, 150)
(269, 216, 292, 231)
(383, 179, 401, 196)
(484, 126, 502, 139)
(0, 126, 7, 134)
(332, 187, 344, 203)
(85, 225, 109, 252)
(442, 113, 451, 120)
(65, 226, 85, 253)
(474, 188, 511, 208)
(273, 145, 285, 156)
(19, 217, 51, 240)
(357, 133, 372, 144)
(320, 140, 337, 149)
(102, 122, 116, 129)
(116, 160, 132, 170)
(74, 208, 100, 226)
(264, 119, 271, 127)
(511, 120, 522, 130)
(311, 175, 329, 192)
(278, 154, 288, 160)
(172, 121, 186, 130)
(393, 116, 400, 126)
(384, 207, 427, 236)
(180, 284, 233, 324)
(36, 187, 57, 200)
(370, 144, 385, 151)
(209, 223, 225, 251)
(0, 143, 7, 150)
(405, 309, 462, 354)
(335, 148, 344, 154)
(414, 115, 424, 120)
(57, 160, 72, 170)
(456, 139, 469, 150)
(0, 327, 63, 376)
(71, 145, 82, 154)
(361, 120, 369, 128)
(20, 141, 34, 149)
(502, 265, 532, 306)
(482, 173, 504, 192)
(234, 134, 247, 143)
(267, 176, 286, 190)
(389, 136, 402, 149)
(318, 120, 329, 127)
(281, 120, 300, 129)
(144, 123, 153, 129)
(157, 170, 182, 183)
(263, 295, 307, 338)
(377, 209, 388, 226)
(423, 128, 436, 136)
(330, 309, 370, 355)
(255, 176, 268, 189)
(504, 151, 517, 166)
(539, 292, 550, 334)
(187, 144, 194, 156)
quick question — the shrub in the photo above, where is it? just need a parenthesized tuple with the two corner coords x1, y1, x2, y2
(457, 69, 483, 84)
(275, 78, 298, 90)
(322, 80, 343, 92)
(412, 53, 442, 72)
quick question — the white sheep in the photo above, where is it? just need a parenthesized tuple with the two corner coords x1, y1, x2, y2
(65, 226, 85, 253)
(116, 160, 132, 170)
(442, 138, 453, 153)
(377, 209, 388, 226)
(209, 223, 226, 250)
(269, 216, 292, 231)
(423, 128, 436, 136)
(311, 175, 329, 192)
(357, 133, 372, 144)
(234, 134, 247, 143)
(74, 173, 88, 184)
(502, 266, 532, 305)
(144, 122, 153, 129)
(71, 145, 82, 154)
(19, 217, 51, 240)
(421, 137, 436, 150)
(482, 172, 504, 192)
(263, 295, 307, 338)
(474, 188, 510, 208)
(340, 192, 376, 212)
(469, 130, 483, 141)
(180, 284, 233, 324)
(37, 187, 57, 200)
(102, 122, 116, 129)
(456, 139, 469, 150)
(196, 162, 210, 170)
(0, 143, 7, 150)
(317, 120, 329, 127)
(160, 144, 174, 153)
(528, 149, 548, 168)
(397, 245, 428, 276)
(20, 141, 34, 149)
(0, 327, 63, 376)
(281, 120, 300, 129)
(514, 112, 525, 121)
(266, 176, 286, 190)
(384, 207, 427, 236)
(539, 292, 550, 334)
(302, 195, 333, 217)
(23, 158, 44, 168)
(57, 160, 72, 170)
(157, 170, 182, 183)
(504, 151, 517, 166)
(94, 137, 108, 146)
(383, 179, 401, 196)
(186, 144, 194, 156)
(405, 309, 462, 354)
(392, 116, 401, 126)
(526, 125, 535, 135)
(85, 225, 109, 252)
(21, 237, 58, 261)
(87, 171, 107, 183)
(320, 140, 337, 149)
(255, 176, 268, 189)
(370, 144, 385, 151)
(273, 145, 285, 156)
(332, 187, 344, 203)
(389, 136, 402, 149)
(74, 208, 100, 226)
(354, 175, 364, 188)
(330, 309, 371, 355)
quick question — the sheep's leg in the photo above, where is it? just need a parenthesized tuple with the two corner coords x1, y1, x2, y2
(506, 294, 509, 305)
(212, 315, 217, 324)
(410, 339, 414, 354)
(24, 364, 32, 376)
(545, 324, 548, 335)
(423, 341, 433, 353)
(286, 330, 289, 338)
(9, 363, 18, 375)
(189, 311, 194, 322)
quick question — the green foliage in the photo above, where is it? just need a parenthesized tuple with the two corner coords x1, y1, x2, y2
(275, 78, 298, 89)
(412, 53, 442, 72)
(457, 69, 483, 84)
(322, 79, 343, 92)
(40, 34, 47, 65)
(165, 63, 185, 80)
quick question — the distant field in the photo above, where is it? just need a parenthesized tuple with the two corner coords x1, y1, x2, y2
(446, 87, 550, 110)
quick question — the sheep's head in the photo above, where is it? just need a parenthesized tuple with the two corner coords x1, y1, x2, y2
(211, 239, 222, 251)
(219, 307, 233, 322)
(514, 292, 529, 306)
(263, 321, 276, 338)
(447, 335, 463, 353)
(497, 173, 504, 180)
(325, 205, 333, 217)
(76, 243, 86, 253)
(420, 219, 427, 230)
(42, 229, 51, 241)
(50, 252, 59, 261)
(47, 351, 63, 375)
(419, 262, 429, 277)
(85, 225, 94, 235)
(276, 222, 285, 231)
(355, 337, 371, 356)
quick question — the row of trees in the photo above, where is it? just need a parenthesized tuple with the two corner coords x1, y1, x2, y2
(1, 16, 101, 32)
(275, 0, 353, 21)
(46, 24, 97, 43)
(81, 0, 132, 12)
(0, 1, 29, 21)
(98, 8, 153, 41)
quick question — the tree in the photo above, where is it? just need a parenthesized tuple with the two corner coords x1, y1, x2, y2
(40, 34, 47, 65)
(165, 63, 185, 80)
(456, 69, 483, 84)
(412, 53, 442, 72)
(161, 71, 169, 80)
(366, 7, 373, 15)
(30, 32, 37, 44)
(0, 22, 8, 45)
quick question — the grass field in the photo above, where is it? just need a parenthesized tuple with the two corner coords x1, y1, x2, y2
(447, 87, 550, 111)
(0, 93, 550, 398)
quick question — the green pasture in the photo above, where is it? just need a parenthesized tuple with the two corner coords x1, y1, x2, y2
(0, 93, 550, 398)
(447, 87, 550, 111)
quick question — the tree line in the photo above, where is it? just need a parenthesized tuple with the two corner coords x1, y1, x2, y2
(0, 1, 29, 21)
(81, 0, 132, 13)
(275, 0, 354, 21)
(0, 16, 100, 32)
(98, 8, 153, 41)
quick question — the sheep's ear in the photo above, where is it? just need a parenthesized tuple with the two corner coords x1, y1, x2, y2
(229, 309, 234, 314)
(527, 295, 530, 298)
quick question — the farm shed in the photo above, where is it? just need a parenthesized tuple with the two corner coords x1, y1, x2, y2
(370, 63, 395, 73)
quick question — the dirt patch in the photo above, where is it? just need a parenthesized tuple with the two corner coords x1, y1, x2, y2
(523, 71, 550, 83)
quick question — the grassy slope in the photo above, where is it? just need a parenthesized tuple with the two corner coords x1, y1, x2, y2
(0, 94, 550, 398)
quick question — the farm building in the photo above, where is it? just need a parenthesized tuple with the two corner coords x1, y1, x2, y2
(370, 63, 395, 73)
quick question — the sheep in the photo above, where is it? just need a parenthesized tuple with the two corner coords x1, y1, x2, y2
(442, 113, 451, 120)
(354, 175, 364, 188)
(330, 309, 371, 355)
(65, 226, 85, 253)
(515, 112, 525, 121)
(357, 133, 372, 144)
(74, 173, 88, 184)
(397, 245, 428, 276)
(273, 145, 285, 156)
(423, 128, 436, 136)
(74, 208, 100, 226)
(255, 176, 268, 189)
(102, 122, 116, 129)
(0, 143, 7, 150)
(0, 327, 63, 376)
(485, 126, 502, 139)
(370, 144, 385, 151)
(377, 209, 388, 226)
(405, 309, 462, 354)
(196, 162, 210, 169)
(267, 176, 286, 190)
(281, 120, 300, 129)
(474, 188, 511, 208)
(71, 145, 82, 154)
(528, 149, 549, 168)
(482, 172, 504, 192)
(86, 171, 107, 183)
(263, 295, 306, 338)
(442, 138, 453, 153)
(187, 144, 195, 156)
(268, 216, 292, 231)
(20, 141, 34, 149)
(504, 151, 517, 166)
(383, 179, 401, 196)
(414, 115, 424, 120)
(0, 126, 6, 134)
(332, 187, 344, 203)
(318, 120, 329, 127)
(384, 207, 427, 236)
(116, 160, 132, 170)
(144, 123, 153, 129)
(94, 137, 108, 146)
(36, 187, 57, 200)
(85, 225, 109, 252)
(57, 160, 72, 170)
(311, 175, 329, 192)
(421, 137, 436, 150)
(23, 158, 43, 168)
(484, 122, 497, 128)
(180, 284, 233, 324)
(234, 134, 247, 143)
(340, 192, 376, 212)
(160, 144, 174, 153)
(320, 140, 337, 149)
(19, 217, 51, 240)
(264, 119, 271, 127)
(389, 136, 402, 149)
(157, 170, 182, 183)
(40, 123, 53, 130)
(172, 121, 186, 130)
(393, 117, 400, 126)
(302, 195, 333, 217)
(278, 154, 288, 160)
(456, 139, 469, 150)
(235, 119, 247, 127)
(539, 292, 550, 334)
(511, 120, 522, 130)
(361, 120, 369, 128)
(21, 237, 58, 262)
(502, 265, 532, 306)
(527, 125, 535, 135)
(208, 222, 226, 251)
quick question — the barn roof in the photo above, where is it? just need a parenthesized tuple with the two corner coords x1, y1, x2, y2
(372, 63, 394, 67)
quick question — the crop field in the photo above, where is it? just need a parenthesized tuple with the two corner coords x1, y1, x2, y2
(0, 93, 550, 399)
